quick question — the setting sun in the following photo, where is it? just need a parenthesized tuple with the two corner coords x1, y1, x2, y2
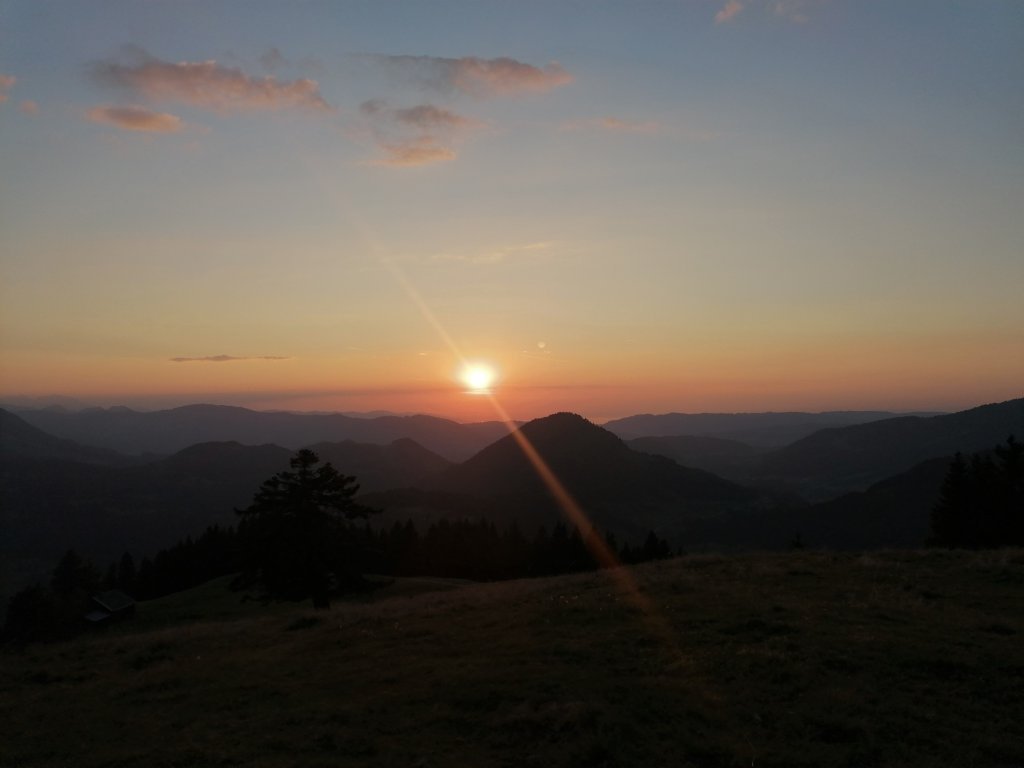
(461, 363, 496, 393)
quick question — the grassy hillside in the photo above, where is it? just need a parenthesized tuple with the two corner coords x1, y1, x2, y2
(3, 551, 1023, 767)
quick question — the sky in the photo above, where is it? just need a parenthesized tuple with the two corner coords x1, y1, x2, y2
(1, 0, 1022, 422)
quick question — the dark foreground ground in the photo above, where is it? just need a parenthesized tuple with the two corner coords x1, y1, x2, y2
(2, 549, 1023, 767)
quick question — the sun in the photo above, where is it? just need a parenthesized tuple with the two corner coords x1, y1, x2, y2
(461, 363, 496, 393)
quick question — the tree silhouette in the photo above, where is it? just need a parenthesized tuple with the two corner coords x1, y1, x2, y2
(931, 437, 1024, 548)
(237, 449, 375, 608)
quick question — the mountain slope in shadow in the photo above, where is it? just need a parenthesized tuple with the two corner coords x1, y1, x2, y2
(626, 434, 765, 478)
(387, 413, 779, 543)
(767, 456, 952, 549)
(0, 430, 454, 602)
(758, 397, 1024, 499)
(0, 408, 130, 466)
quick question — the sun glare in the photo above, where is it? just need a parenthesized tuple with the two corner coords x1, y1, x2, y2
(461, 363, 496, 393)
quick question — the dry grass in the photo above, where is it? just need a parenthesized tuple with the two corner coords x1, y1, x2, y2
(2, 550, 1023, 767)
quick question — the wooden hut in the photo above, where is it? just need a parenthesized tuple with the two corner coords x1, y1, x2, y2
(85, 590, 136, 623)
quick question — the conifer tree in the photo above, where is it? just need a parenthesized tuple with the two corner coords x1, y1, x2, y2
(237, 449, 374, 608)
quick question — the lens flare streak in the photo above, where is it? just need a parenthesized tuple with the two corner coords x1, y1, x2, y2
(314, 179, 685, 665)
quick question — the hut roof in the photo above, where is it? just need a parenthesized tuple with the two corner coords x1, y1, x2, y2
(92, 590, 135, 613)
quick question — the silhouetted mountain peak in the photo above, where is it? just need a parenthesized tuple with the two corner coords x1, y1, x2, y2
(419, 412, 755, 516)
(516, 412, 626, 454)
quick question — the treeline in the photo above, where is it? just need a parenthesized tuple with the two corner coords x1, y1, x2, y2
(359, 519, 673, 580)
(931, 436, 1023, 548)
(1, 529, 241, 644)
(3, 520, 673, 642)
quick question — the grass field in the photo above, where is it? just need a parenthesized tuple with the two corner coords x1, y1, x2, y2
(2, 550, 1023, 767)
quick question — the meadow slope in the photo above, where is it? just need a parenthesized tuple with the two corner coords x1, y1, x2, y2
(2, 550, 1023, 767)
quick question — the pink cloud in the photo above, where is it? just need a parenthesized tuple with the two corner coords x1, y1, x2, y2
(0, 74, 15, 103)
(170, 355, 289, 363)
(259, 47, 287, 72)
(87, 104, 184, 133)
(377, 55, 573, 98)
(92, 48, 332, 113)
(374, 138, 457, 167)
(393, 103, 481, 130)
(773, 0, 819, 23)
(19, 99, 38, 116)
(360, 100, 482, 167)
(715, 0, 823, 25)
(562, 116, 662, 134)
(715, 0, 744, 23)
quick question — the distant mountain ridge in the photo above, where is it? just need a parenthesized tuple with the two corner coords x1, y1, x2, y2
(603, 410, 943, 447)
(0, 409, 130, 466)
(758, 398, 1024, 497)
(13, 404, 510, 462)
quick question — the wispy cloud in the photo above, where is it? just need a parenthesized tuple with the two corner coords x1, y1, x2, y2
(715, 0, 745, 23)
(360, 99, 483, 167)
(259, 47, 286, 72)
(19, 100, 38, 116)
(715, 0, 824, 24)
(375, 137, 457, 167)
(374, 55, 573, 98)
(362, 100, 480, 131)
(431, 241, 555, 265)
(92, 47, 332, 113)
(772, 0, 823, 23)
(560, 116, 716, 141)
(0, 74, 15, 103)
(87, 104, 184, 133)
(170, 355, 289, 363)
(561, 116, 662, 135)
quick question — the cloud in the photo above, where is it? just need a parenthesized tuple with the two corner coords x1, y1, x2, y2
(170, 355, 289, 363)
(92, 47, 332, 113)
(259, 47, 287, 72)
(360, 100, 482, 167)
(374, 138, 457, 167)
(560, 116, 716, 141)
(87, 104, 184, 133)
(375, 55, 572, 98)
(716, 0, 824, 24)
(0, 74, 15, 103)
(431, 241, 555, 265)
(362, 99, 481, 130)
(394, 103, 480, 131)
(772, 0, 822, 23)
(715, 0, 744, 23)
(561, 116, 662, 134)
(19, 100, 38, 116)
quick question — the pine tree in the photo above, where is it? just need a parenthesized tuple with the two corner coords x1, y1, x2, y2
(931, 437, 1024, 548)
(237, 449, 375, 608)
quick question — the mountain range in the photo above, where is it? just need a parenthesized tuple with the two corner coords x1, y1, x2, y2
(2, 397, 1021, 604)
(405, 412, 776, 543)
(9, 404, 510, 462)
(603, 410, 944, 447)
